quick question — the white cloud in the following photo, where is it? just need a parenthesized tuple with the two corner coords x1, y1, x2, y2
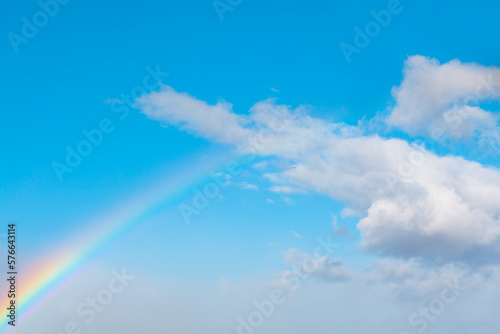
(235, 181, 258, 190)
(253, 161, 269, 169)
(136, 85, 252, 144)
(280, 249, 353, 282)
(388, 55, 500, 140)
(136, 64, 500, 264)
(331, 214, 350, 236)
(269, 185, 304, 194)
(289, 230, 303, 239)
(104, 97, 124, 105)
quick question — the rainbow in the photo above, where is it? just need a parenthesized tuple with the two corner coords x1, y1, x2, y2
(0, 153, 231, 332)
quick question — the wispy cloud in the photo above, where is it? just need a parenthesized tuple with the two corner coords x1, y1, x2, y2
(236, 182, 258, 190)
(269, 185, 304, 194)
(104, 97, 124, 105)
(289, 230, 303, 239)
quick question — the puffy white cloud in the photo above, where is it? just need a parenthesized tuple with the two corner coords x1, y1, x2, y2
(270, 136, 500, 261)
(387, 55, 500, 140)
(136, 85, 252, 144)
(136, 70, 500, 263)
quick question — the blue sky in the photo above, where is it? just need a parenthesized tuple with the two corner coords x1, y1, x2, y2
(2, 0, 500, 333)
